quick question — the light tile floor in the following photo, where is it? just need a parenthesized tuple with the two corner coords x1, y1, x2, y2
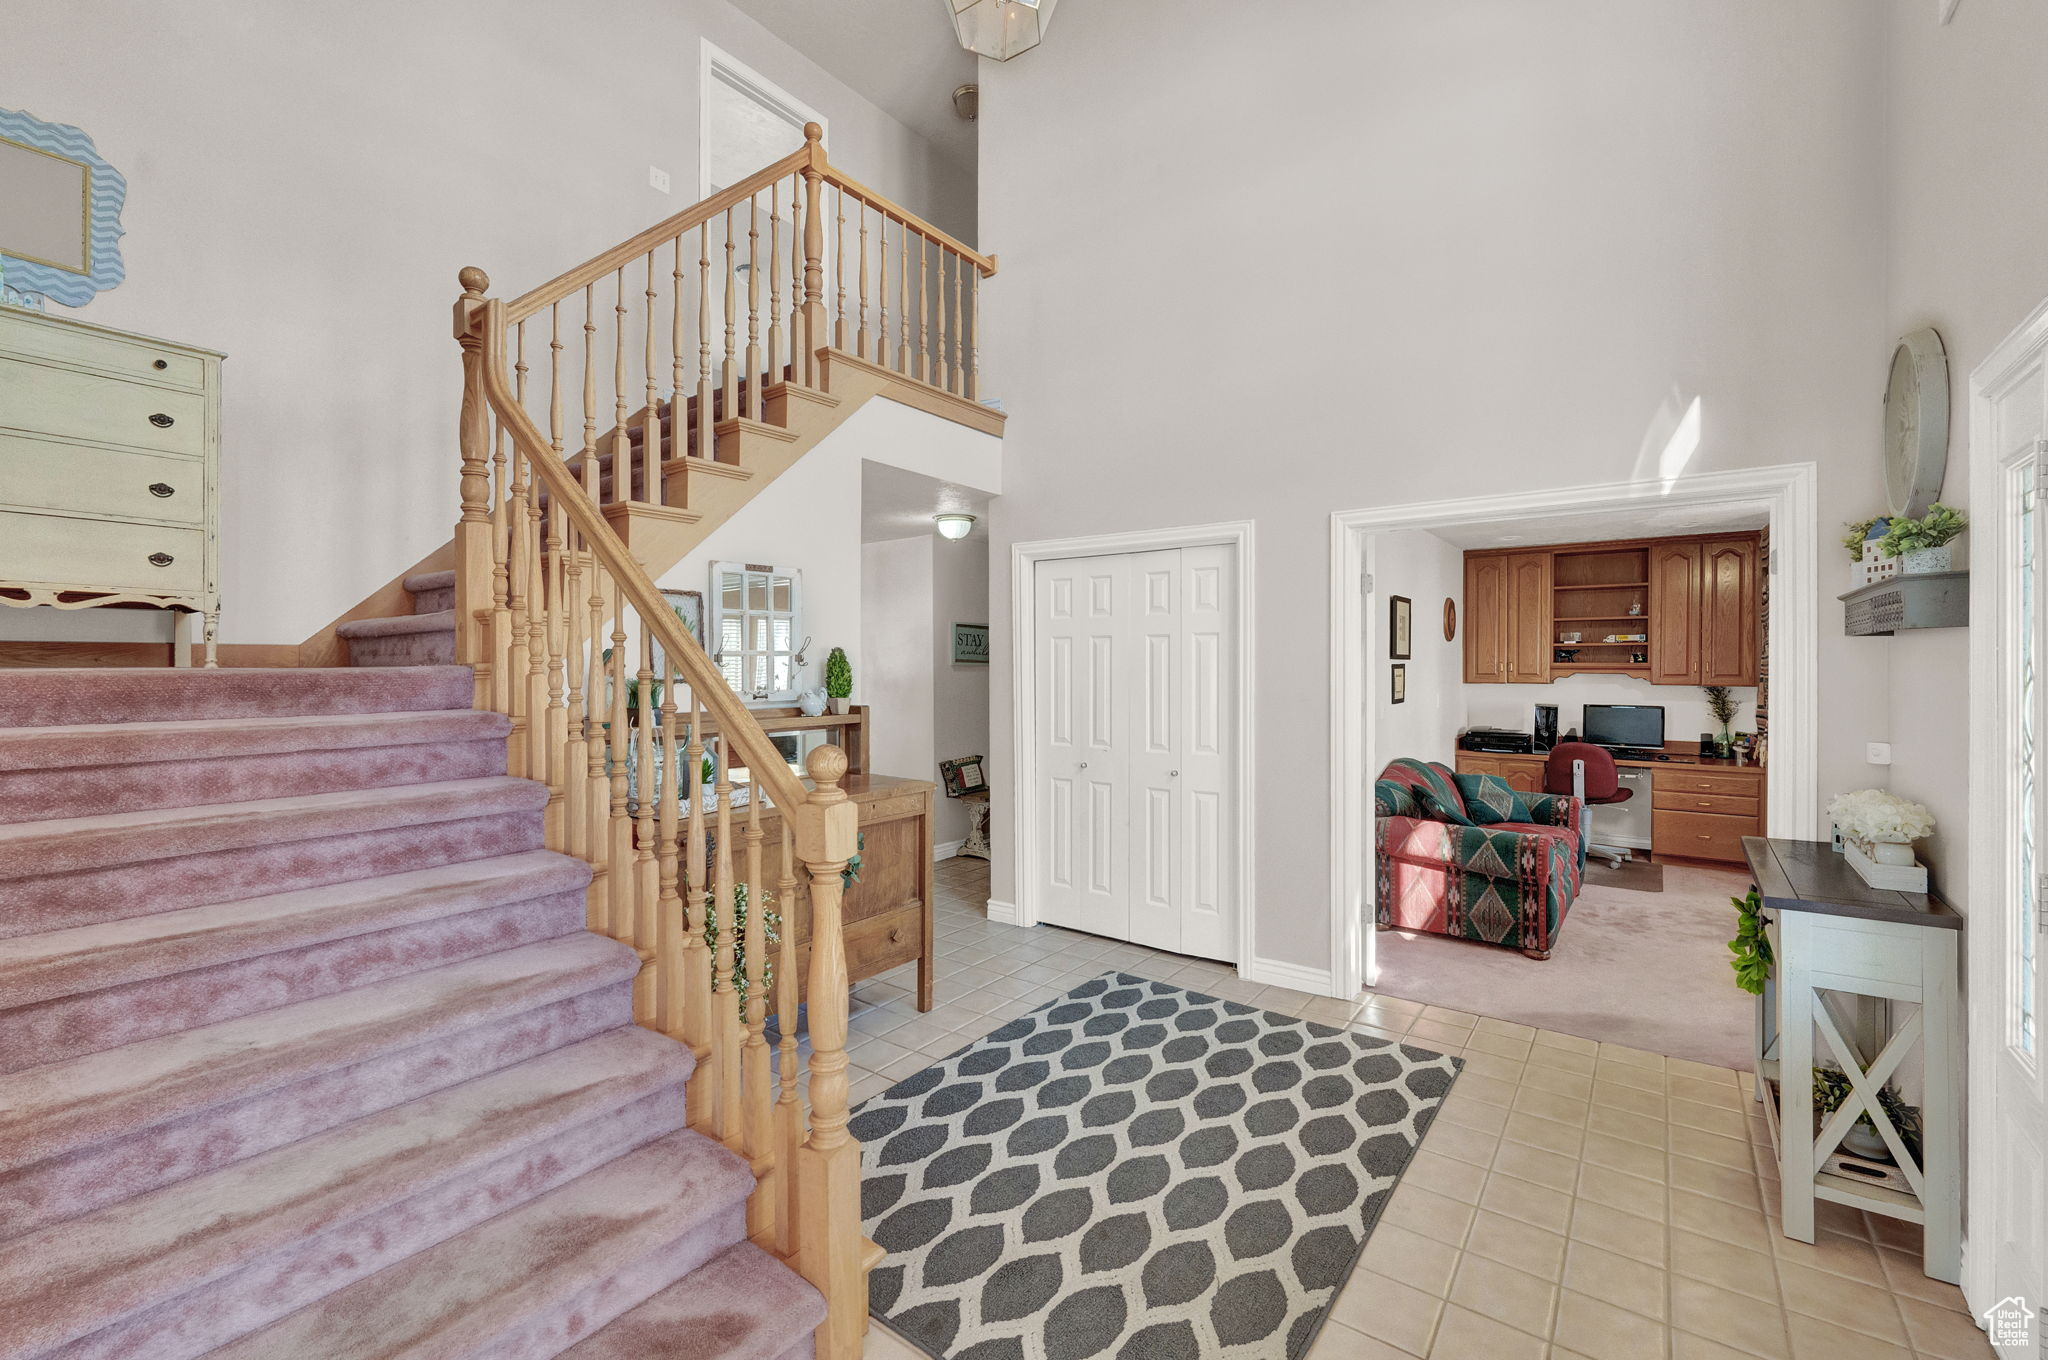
(856, 858, 1991, 1360)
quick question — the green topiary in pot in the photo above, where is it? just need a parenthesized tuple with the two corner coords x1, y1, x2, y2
(824, 646, 853, 715)
(1879, 503, 1967, 573)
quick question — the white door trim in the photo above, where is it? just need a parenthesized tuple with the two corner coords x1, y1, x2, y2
(1009, 521, 1257, 975)
(1329, 462, 1820, 1000)
(699, 40, 827, 198)
(1965, 291, 2048, 1314)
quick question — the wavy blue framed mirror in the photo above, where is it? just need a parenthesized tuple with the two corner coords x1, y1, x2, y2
(0, 107, 126, 310)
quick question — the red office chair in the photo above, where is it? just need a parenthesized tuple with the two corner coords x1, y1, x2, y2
(1544, 741, 1634, 869)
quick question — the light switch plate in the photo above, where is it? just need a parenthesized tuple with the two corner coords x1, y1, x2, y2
(1867, 741, 1893, 765)
(649, 166, 672, 194)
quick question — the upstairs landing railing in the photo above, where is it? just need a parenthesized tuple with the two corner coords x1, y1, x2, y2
(447, 126, 992, 1360)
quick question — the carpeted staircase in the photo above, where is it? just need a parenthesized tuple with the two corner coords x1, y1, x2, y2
(0, 665, 824, 1359)
(337, 569, 458, 667)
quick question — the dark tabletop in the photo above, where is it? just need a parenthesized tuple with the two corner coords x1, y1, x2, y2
(1742, 836, 1962, 930)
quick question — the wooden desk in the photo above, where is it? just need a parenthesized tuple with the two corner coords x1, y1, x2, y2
(1454, 747, 1766, 865)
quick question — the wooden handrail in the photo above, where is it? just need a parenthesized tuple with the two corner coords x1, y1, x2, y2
(473, 294, 810, 814)
(506, 125, 995, 324)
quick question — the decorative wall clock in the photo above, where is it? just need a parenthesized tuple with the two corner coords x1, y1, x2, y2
(0, 107, 126, 310)
(1884, 327, 1949, 518)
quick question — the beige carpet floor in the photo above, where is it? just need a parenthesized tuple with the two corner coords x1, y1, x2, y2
(1370, 860, 1756, 1071)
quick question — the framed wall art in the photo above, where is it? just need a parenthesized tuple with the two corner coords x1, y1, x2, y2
(1389, 595, 1413, 660)
(952, 621, 990, 664)
(0, 107, 126, 309)
(1390, 663, 1407, 704)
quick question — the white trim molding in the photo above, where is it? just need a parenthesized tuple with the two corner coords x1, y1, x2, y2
(934, 839, 967, 861)
(1963, 291, 2048, 1314)
(1329, 463, 1821, 1000)
(699, 40, 827, 198)
(985, 898, 1024, 926)
(1240, 956, 1335, 997)
(1008, 520, 1258, 974)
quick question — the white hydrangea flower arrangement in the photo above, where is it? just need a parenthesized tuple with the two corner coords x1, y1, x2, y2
(1828, 789, 1935, 846)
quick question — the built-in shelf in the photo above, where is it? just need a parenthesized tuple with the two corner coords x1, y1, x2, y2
(1555, 614, 1648, 622)
(1555, 580, 1649, 590)
(1839, 571, 1969, 636)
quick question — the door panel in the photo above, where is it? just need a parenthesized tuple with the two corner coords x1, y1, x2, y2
(1506, 553, 1553, 683)
(1700, 538, 1760, 686)
(1035, 555, 1129, 937)
(1464, 554, 1510, 682)
(1648, 540, 1704, 685)
(1176, 544, 1237, 962)
(1127, 550, 1183, 951)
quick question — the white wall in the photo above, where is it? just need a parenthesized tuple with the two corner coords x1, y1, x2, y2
(2, 0, 973, 648)
(860, 537, 936, 784)
(1878, 1, 2048, 910)
(980, 0, 1890, 974)
(931, 537, 991, 847)
(1369, 530, 1465, 769)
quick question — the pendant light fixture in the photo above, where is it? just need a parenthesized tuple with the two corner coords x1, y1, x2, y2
(947, 0, 1058, 62)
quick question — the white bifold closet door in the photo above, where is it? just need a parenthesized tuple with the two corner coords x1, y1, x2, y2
(1034, 544, 1236, 961)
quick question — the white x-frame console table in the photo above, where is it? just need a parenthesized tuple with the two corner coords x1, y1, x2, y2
(1743, 837, 1963, 1283)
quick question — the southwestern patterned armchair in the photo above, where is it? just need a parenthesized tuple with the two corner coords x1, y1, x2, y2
(1374, 758, 1584, 960)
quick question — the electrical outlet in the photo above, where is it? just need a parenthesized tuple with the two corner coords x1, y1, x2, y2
(648, 165, 672, 194)
(1867, 741, 1892, 765)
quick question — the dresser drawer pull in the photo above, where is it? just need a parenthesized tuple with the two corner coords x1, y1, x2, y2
(148, 552, 175, 567)
(888, 927, 904, 945)
(149, 413, 175, 429)
(152, 359, 169, 370)
(148, 482, 176, 498)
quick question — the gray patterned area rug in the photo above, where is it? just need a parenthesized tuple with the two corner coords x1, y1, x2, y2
(851, 972, 1462, 1360)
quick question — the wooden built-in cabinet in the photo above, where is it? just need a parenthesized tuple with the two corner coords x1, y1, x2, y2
(1463, 552, 1551, 684)
(1464, 532, 1760, 687)
(1453, 752, 1765, 865)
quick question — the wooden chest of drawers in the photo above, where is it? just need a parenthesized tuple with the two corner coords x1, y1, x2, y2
(1452, 750, 1766, 865)
(0, 308, 224, 665)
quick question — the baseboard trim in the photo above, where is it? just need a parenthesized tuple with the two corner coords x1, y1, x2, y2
(1240, 955, 1339, 998)
(934, 838, 966, 861)
(985, 898, 1024, 926)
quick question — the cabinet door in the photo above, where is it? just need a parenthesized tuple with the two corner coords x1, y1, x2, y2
(1497, 759, 1545, 795)
(1463, 555, 1510, 683)
(1700, 538, 1760, 687)
(1648, 540, 1703, 685)
(1506, 552, 1553, 683)
(1455, 754, 1501, 778)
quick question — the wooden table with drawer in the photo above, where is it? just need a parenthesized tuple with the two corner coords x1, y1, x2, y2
(706, 774, 937, 1011)
(1453, 749, 1766, 865)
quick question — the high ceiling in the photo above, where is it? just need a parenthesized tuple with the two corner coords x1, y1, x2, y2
(1429, 501, 1771, 550)
(730, 0, 977, 170)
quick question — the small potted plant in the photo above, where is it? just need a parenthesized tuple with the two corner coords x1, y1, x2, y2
(1879, 503, 1967, 575)
(1828, 788, 1935, 888)
(824, 646, 853, 716)
(1702, 685, 1742, 757)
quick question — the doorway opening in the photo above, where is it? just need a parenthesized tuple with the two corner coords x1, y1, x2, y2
(1330, 465, 1820, 1025)
(700, 42, 824, 197)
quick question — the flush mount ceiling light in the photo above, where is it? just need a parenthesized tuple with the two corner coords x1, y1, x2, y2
(935, 513, 977, 540)
(947, 0, 1058, 62)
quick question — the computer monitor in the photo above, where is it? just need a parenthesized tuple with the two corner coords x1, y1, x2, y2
(1583, 703, 1665, 751)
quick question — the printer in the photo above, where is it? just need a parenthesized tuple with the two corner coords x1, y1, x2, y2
(1457, 727, 1534, 754)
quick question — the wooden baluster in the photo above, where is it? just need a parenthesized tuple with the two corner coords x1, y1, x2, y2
(518, 322, 550, 794)
(583, 468, 612, 928)
(722, 207, 739, 419)
(657, 670, 684, 1035)
(767, 184, 784, 389)
(746, 194, 763, 421)
(950, 252, 964, 396)
(697, 225, 714, 460)
(633, 626, 659, 1023)
(856, 200, 870, 361)
(789, 172, 807, 385)
(773, 821, 802, 1260)
(743, 792, 774, 1241)
(897, 226, 911, 376)
(684, 689, 716, 1125)
(876, 217, 889, 374)
(642, 250, 659, 503)
(671, 237, 687, 467)
(917, 235, 930, 385)
(489, 413, 513, 727)
(607, 582, 633, 943)
(562, 509, 588, 862)
(504, 404, 532, 778)
(801, 125, 826, 386)
(452, 269, 493, 696)
(833, 186, 848, 353)
(794, 745, 866, 1360)
(580, 284, 599, 479)
(967, 267, 981, 402)
(543, 500, 567, 850)
(612, 269, 629, 504)
(712, 745, 742, 1147)
(932, 246, 948, 392)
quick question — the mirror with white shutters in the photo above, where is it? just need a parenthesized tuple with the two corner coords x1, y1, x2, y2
(1032, 544, 1238, 960)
